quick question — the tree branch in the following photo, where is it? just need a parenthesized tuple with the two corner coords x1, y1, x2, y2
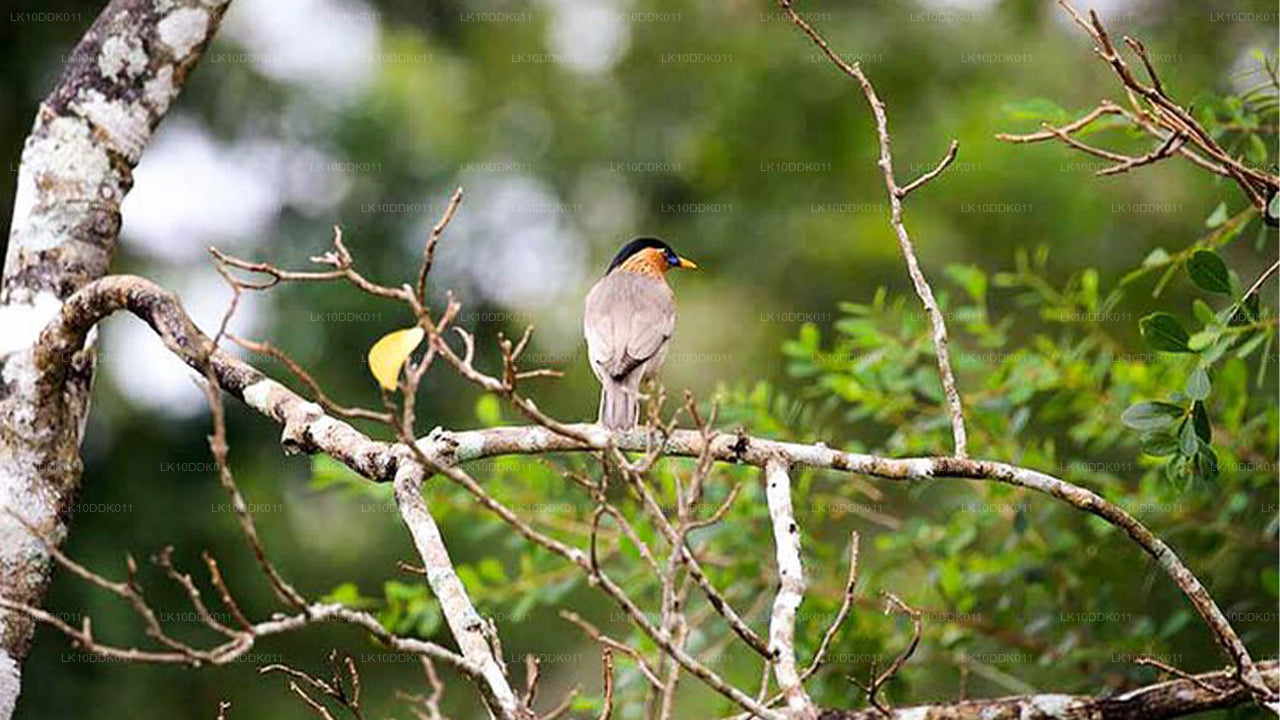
(31, 273, 1277, 713)
(815, 660, 1278, 720)
(764, 459, 816, 718)
(777, 0, 968, 458)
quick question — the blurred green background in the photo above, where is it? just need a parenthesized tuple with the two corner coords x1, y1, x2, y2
(1, 0, 1277, 717)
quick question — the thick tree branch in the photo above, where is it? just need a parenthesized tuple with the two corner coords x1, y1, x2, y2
(393, 462, 528, 719)
(763, 459, 815, 719)
(815, 660, 1278, 720)
(31, 273, 1277, 714)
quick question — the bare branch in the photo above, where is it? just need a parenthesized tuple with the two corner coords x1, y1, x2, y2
(392, 462, 526, 719)
(778, 0, 968, 458)
(801, 531, 859, 682)
(416, 187, 464, 305)
(597, 648, 616, 720)
(35, 273, 1277, 711)
(864, 593, 922, 714)
(897, 140, 959, 199)
(764, 459, 816, 718)
(815, 661, 1278, 719)
(1096, 131, 1186, 176)
(0, 1, 237, 705)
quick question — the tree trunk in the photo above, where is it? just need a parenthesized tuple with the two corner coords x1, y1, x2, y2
(0, 1, 231, 715)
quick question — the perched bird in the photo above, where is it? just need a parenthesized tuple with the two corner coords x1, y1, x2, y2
(584, 238, 698, 430)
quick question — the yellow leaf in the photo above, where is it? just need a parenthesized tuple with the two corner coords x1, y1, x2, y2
(368, 327, 425, 391)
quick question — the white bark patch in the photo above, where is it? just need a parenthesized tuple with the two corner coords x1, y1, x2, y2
(450, 431, 485, 463)
(72, 89, 151, 162)
(143, 65, 175, 111)
(0, 292, 63, 356)
(765, 460, 815, 718)
(12, 116, 115, 251)
(0, 651, 19, 720)
(97, 36, 147, 79)
(157, 8, 210, 58)
(6, 155, 37, 239)
(1025, 695, 1077, 718)
(241, 378, 283, 413)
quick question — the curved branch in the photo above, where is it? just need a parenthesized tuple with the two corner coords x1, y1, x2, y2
(34, 273, 1276, 710)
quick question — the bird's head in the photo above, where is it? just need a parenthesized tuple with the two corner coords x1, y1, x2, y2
(606, 237, 698, 276)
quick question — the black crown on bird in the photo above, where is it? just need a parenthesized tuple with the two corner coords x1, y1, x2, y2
(606, 237, 686, 274)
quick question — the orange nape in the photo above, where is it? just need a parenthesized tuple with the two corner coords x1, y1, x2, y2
(617, 247, 673, 277)
(616, 247, 699, 277)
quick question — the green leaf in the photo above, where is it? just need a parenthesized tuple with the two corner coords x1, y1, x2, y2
(1140, 313, 1193, 352)
(1185, 367, 1211, 400)
(1179, 420, 1200, 455)
(475, 395, 502, 427)
(1235, 331, 1268, 359)
(322, 582, 378, 609)
(1139, 431, 1180, 456)
(478, 557, 508, 584)
(1121, 402, 1185, 430)
(1191, 299, 1216, 326)
(1186, 249, 1232, 294)
(1187, 329, 1220, 351)
(1263, 568, 1280, 599)
(1205, 202, 1229, 228)
(1268, 192, 1279, 224)
(1195, 446, 1219, 480)
(1002, 98, 1069, 124)
(945, 264, 988, 304)
(1192, 400, 1212, 443)
(1246, 133, 1268, 164)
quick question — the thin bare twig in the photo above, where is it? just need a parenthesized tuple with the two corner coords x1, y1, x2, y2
(898, 140, 959, 198)
(598, 648, 616, 720)
(416, 186, 464, 305)
(779, 0, 968, 458)
(801, 531, 859, 682)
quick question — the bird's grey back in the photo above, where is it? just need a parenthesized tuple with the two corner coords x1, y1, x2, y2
(584, 271, 676, 381)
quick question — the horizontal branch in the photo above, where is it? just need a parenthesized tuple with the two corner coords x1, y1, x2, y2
(816, 660, 1278, 720)
(34, 274, 1277, 711)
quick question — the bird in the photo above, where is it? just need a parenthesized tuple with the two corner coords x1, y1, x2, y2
(584, 237, 698, 430)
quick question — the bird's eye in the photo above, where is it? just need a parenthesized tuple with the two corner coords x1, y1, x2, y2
(665, 252, 678, 265)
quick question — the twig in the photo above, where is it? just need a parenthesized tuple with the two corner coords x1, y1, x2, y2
(1096, 131, 1186, 176)
(1244, 260, 1280, 301)
(801, 531, 859, 682)
(416, 187, 464, 305)
(898, 140, 959, 198)
(865, 592, 922, 714)
(598, 648, 616, 720)
(779, 0, 968, 458)
(1134, 656, 1223, 696)
(558, 610, 663, 690)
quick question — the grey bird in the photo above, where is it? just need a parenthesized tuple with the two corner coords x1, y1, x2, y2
(584, 238, 698, 430)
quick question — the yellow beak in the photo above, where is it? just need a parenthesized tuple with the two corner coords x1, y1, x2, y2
(677, 256, 699, 270)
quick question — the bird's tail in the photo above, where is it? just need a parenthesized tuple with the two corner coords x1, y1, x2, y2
(599, 381, 639, 430)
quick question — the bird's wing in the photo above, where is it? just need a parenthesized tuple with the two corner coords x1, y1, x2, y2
(584, 272, 675, 381)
